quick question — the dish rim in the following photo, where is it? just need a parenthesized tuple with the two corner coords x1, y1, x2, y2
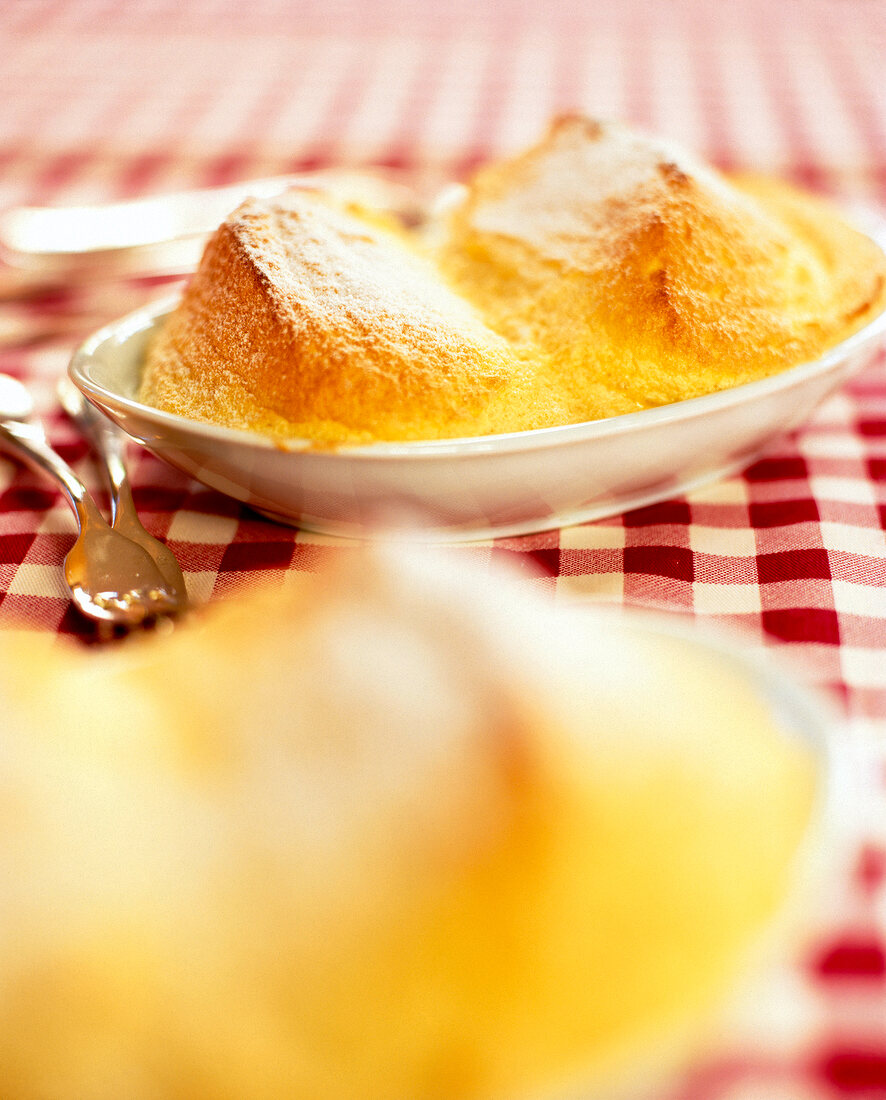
(71, 291, 886, 461)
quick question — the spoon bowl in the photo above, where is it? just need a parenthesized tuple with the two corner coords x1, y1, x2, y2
(57, 376, 187, 605)
(0, 373, 185, 627)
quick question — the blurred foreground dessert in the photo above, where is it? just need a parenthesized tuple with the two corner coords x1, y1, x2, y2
(139, 116, 886, 445)
(0, 545, 817, 1099)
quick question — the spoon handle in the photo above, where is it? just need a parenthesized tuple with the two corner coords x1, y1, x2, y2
(0, 417, 105, 531)
(0, 409, 183, 629)
(56, 379, 188, 604)
(57, 377, 130, 520)
(0, 169, 426, 279)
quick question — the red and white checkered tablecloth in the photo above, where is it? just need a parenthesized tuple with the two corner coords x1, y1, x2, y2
(1, 1, 886, 1097)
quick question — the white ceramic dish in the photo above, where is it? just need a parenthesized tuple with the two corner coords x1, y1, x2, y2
(69, 288, 886, 542)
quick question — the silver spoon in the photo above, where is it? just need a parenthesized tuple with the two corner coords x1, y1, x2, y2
(0, 373, 183, 627)
(57, 376, 187, 605)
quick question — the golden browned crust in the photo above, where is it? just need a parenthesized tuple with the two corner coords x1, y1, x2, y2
(140, 193, 563, 445)
(438, 115, 886, 413)
(140, 118, 886, 445)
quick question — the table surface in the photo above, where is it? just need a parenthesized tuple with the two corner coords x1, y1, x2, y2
(2, 2, 886, 1097)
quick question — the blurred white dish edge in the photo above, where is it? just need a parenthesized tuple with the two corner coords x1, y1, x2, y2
(518, 604, 848, 1100)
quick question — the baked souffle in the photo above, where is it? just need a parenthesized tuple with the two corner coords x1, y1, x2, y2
(0, 545, 816, 1099)
(140, 116, 886, 446)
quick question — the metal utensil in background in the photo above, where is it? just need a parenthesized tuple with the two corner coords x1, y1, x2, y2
(0, 168, 433, 350)
(0, 174, 299, 279)
(0, 168, 429, 280)
(0, 373, 184, 628)
(57, 375, 187, 607)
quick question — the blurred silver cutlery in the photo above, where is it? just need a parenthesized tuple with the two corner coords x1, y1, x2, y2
(0, 168, 427, 281)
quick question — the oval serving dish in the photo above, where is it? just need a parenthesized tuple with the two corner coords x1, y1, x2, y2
(69, 283, 886, 542)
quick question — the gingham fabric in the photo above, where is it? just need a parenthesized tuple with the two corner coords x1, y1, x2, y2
(1, 2, 885, 1097)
